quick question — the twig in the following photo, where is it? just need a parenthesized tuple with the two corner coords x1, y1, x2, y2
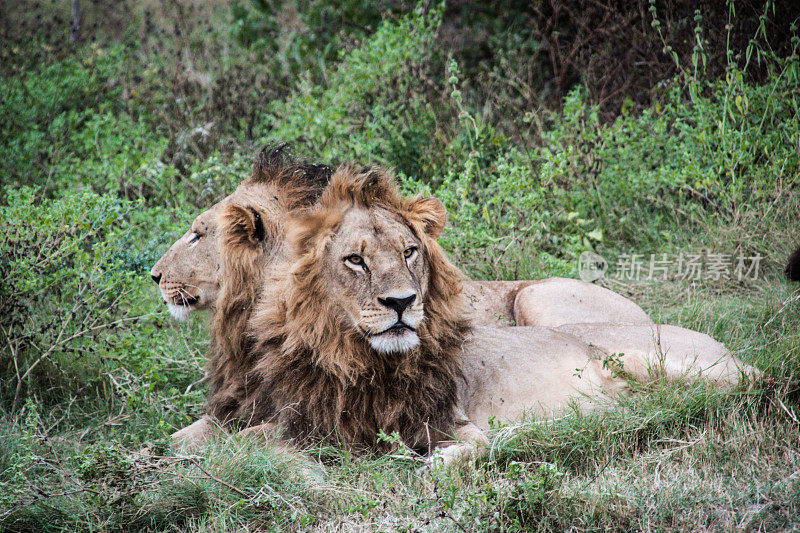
(1, 325, 22, 398)
(763, 290, 800, 329)
(181, 457, 250, 499)
(12, 313, 156, 411)
(429, 475, 469, 533)
(584, 451, 617, 487)
(185, 372, 209, 394)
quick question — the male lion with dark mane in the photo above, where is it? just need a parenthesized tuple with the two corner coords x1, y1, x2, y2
(212, 164, 479, 458)
(172, 164, 756, 466)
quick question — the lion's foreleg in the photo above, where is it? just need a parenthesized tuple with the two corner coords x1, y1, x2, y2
(171, 416, 219, 453)
(426, 413, 489, 469)
(237, 421, 278, 439)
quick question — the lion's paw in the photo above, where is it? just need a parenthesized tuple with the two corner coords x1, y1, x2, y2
(424, 442, 478, 471)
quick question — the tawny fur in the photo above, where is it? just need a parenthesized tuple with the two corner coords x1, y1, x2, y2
(205, 145, 331, 424)
(231, 166, 471, 453)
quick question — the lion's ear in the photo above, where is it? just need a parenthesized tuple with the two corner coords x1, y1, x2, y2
(219, 204, 267, 249)
(407, 196, 447, 239)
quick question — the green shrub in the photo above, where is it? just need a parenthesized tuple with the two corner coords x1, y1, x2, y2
(414, 46, 800, 280)
(231, 0, 396, 84)
(0, 48, 179, 203)
(261, 4, 446, 178)
(0, 187, 149, 410)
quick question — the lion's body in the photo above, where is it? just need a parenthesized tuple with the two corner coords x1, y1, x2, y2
(554, 323, 749, 385)
(463, 278, 652, 327)
(460, 324, 755, 430)
(459, 326, 627, 428)
(175, 319, 754, 451)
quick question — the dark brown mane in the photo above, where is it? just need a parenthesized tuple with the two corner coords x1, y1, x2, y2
(237, 165, 470, 453)
(247, 143, 332, 210)
(205, 144, 331, 424)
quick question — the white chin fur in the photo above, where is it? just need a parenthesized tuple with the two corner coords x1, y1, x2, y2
(167, 303, 194, 322)
(369, 330, 420, 354)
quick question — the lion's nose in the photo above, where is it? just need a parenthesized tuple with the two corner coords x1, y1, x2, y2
(377, 293, 416, 316)
(150, 271, 162, 284)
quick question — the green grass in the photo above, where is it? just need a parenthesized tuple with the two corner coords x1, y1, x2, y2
(2, 277, 798, 531)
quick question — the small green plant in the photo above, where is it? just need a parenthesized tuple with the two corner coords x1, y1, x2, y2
(601, 351, 634, 381)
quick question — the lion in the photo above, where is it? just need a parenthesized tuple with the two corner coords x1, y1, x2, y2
(149, 144, 331, 321)
(173, 165, 755, 466)
(149, 204, 220, 321)
(167, 145, 332, 447)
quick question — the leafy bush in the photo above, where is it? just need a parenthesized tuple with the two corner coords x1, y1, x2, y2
(413, 40, 800, 280)
(231, 0, 399, 83)
(0, 47, 175, 201)
(0, 188, 149, 410)
(0, 45, 251, 210)
(261, 4, 446, 178)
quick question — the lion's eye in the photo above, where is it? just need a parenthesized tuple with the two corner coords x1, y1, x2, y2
(345, 254, 364, 266)
(403, 247, 417, 259)
(188, 232, 201, 244)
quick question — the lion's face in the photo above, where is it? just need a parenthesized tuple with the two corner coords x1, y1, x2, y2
(150, 204, 222, 321)
(149, 181, 279, 321)
(323, 206, 430, 354)
(149, 147, 331, 323)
